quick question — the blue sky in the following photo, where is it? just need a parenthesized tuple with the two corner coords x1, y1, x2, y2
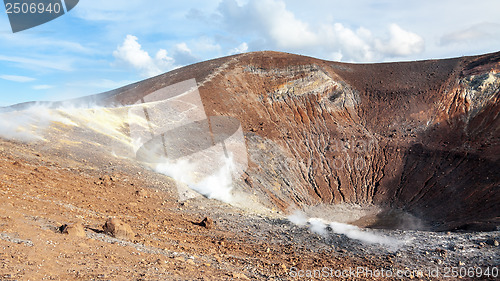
(0, 0, 499, 106)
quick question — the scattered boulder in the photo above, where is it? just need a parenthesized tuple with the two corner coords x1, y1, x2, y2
(103, 218, 135, 240)
(60, 223, 86, 238)
(196, 217, 214, 229)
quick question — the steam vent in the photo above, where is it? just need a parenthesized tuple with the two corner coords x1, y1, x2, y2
(7, 51, 500, 231)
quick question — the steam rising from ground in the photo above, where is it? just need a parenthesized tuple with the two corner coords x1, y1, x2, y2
(288, 210, 401, 247)
(0, 102, 244, 205)
(0, 103, 144, 146)
(0, 103, 75, 142)
(154, 154, 236, 203)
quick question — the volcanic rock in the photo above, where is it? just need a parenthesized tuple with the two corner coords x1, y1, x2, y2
(197, 217, 214, 229)
(103, 218, 135, 240)
(60, 223, 86, 238)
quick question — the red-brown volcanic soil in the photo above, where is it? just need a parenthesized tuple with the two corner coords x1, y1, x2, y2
(1, 51, 499, 280)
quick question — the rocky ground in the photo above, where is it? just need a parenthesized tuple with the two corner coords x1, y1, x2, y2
(0, 137, 498, 280)
(1, 51, 499, 280)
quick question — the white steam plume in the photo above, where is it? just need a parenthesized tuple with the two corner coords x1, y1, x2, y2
(0, 103, 75, 142)
(0, 102, 141, 146)
(328, 221, 398, 245)
(288, 210, 401, 246)
(154, 154, 236, 203)
(288, 210, 308, 226)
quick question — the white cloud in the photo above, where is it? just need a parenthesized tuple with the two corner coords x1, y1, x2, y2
(33, 85, 54, 90)
(440, 22, 500, 46)
(65, 79, 135, 90)
(73, 0, 141, 22)
(0, 33, 95, 55)
(0, 75, 35, 83)
(113, 35, 176, 77)
(375, 24, 425, 57)
(218, 0, 317, 49)
(73, 1, 221, 43)
(112, 35, 209, 77)
(228, 42, 248, 55)
(193, 37, 222, 53)
(0, 55, 73, 71)
(320, 23, 376, 62)
(216, 0, 425, 62)
(154, 49, 176, 71)
(253, 0, 318, 49)
(171, 43, 198, 66)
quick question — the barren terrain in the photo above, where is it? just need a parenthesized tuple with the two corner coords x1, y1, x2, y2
(0, 51, 499, 280)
